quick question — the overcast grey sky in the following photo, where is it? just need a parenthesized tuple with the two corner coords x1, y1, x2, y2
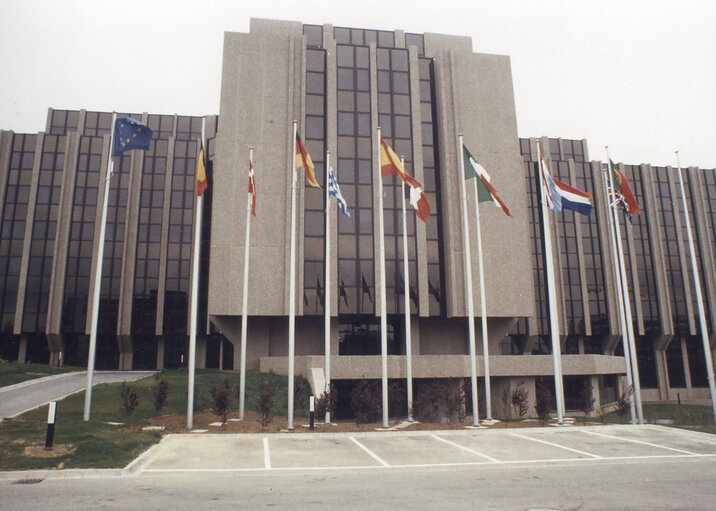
(1, 0, 714, 168)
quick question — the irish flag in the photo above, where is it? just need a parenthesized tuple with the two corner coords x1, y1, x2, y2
(463, 144, 511, 216)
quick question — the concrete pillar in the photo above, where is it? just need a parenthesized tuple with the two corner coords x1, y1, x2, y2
(590, 375, 601, 417)
(17, 335, 27, 363)
(196, 337, 206, 369)
(156, 336, 165, 370)
(680, 337, 693, 395)
(219, 339, 224, 371)
(655, 346, 670, 400)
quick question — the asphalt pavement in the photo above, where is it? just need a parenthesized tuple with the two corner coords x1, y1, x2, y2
(1, 425, 715, 510)
(0, 370, 156, 420)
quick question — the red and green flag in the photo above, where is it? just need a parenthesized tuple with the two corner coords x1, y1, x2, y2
(463, 144, 511, 216)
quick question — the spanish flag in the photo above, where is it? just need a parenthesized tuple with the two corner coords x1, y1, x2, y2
(380, 138, 421, 188)
(196, 147, 208, 196)
(296, 133, 320, 188)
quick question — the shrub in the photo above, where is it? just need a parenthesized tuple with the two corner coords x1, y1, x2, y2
(579, 380, 596, 422)
(257, 381, 274, 431)
(502, 383, 513, 421)
(413, 380, 463, 423)
(210, 379, 231, 425)
(511, 382, 529, 419)
(314, 386, 337, 424)
(616, 385, 633, 418)
(294, 376, 311, 413)
(153, 378, 169, 412)
(535, 380, 554, 424)
(351, 380, 381, 424)
(120, 381, 140, 417)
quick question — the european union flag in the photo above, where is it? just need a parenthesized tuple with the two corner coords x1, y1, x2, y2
(112, 117, 153, 156)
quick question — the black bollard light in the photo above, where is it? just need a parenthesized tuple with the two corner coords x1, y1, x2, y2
(45, 401, 57, 450)
(309, 396, 315, 430)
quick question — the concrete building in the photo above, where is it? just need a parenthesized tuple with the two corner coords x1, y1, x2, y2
(0, 19, 714, 418)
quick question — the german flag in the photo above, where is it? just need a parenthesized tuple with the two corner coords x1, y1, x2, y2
(296, 133, 320, 188)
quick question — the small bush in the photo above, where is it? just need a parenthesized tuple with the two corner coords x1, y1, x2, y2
(511, 382, 530, 419)
(351, 380, 381, 424)
(502, 383, 513, 421)
(210, 379, 231, 425)
(413, 381, 463, 423)
(294, 376, 311, 413)
(535, 380, 554, 424)
(579, 380, 596, 422)
(314, 387, 337, 424)
(120, 381, 140, 417)
(153, 378, 169, 412)
(257, 381, 274, 431)
(617, 385, 633, 418)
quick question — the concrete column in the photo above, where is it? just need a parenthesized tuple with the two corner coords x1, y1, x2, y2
(655, 346, 670, 400)
(17, 335, 28, 363)
(196, 336, 206, 369)
(590, 375, 601, 417)
(680, 337, 693, 394)
(156, 336, 165, 370)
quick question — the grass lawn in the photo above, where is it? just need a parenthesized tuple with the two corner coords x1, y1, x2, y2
(0, 369, 311, 471)
(596, 402, 716, 434)
(0, 362, 84, 388)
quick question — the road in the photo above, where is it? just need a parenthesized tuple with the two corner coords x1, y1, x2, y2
(0, 371, 156, 420)
(2, 456, 714, 510)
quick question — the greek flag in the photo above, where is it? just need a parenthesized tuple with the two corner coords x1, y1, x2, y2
(328, 165, 350, 217)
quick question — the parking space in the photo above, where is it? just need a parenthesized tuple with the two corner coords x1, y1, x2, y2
(138, 425, 716, 474)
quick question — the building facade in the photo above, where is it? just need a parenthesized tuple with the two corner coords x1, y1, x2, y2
(0, 19, 714, 418)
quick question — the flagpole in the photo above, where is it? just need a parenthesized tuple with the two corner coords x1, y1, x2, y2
(186, 118, 206, 429)
(400, 158, 414, 422)
(602, 162, 637, 424)
(83, 112, 117, 421)
(458, 135, 480, 427)
(377, 127, 389, 429)
(605, 150, 643, 424)
(675, 151, 716, 423)
(472, 179, 492, 421)
(324, 150, 332, 424)
(288, 121, 298, 430)
(536, 141, 565, 424)
(238, 147, 253, 420)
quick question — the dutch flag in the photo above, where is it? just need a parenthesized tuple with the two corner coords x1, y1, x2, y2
(540, 155, 592, 216)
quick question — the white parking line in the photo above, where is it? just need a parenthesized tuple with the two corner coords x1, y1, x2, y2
(263, 437, 271, 470)
(509, 432, 602, 458)
(140, 452, 716, 474)
(430, 434, 502, 463)
(349, 437, 390, 467)
(584, 430, 700, 455)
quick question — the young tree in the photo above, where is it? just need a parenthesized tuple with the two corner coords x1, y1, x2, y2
(120, 381, 141, 418)
(511, 382, 530, 420)
(579, 380, 596, 423)
(210, 379, 231, 425)
(535, 380, 554, 425)
(257, 380, 274, 431)
(153, 378, 169, 412)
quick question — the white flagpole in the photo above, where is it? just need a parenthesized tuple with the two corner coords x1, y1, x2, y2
(377, 128, 389, 428)
(288, 121, 298, 430)
(536, 141, 565, 424)
(472, 179, 492, 421)
(238, 147, 253, 420)
(324, 150, 332, 424)
(458, 135, 480, 427)
(400, 157, 414, 422)
(187, 118, 206, 429)
(605, 150, 643, 424)
(83, 112, 117, 421)
(675, 151, 716, 423)
(602, 162, 637, 424)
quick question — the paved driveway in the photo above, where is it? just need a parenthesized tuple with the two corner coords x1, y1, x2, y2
(0, 371, 155, 420)
(137, 424, 716, 474)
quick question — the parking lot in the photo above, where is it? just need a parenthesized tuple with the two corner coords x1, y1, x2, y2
(137, 424, 716, 474)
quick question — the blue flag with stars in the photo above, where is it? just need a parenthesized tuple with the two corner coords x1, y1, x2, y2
(328, 164, 349, 217)
(113, 117, 153, 156)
